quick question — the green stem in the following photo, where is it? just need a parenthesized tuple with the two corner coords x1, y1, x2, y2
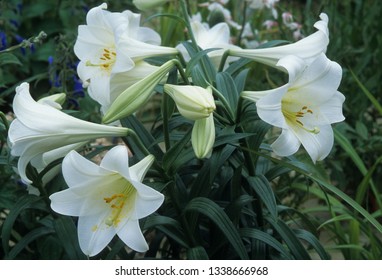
(173, 60, 190, 85)
(237, 126, 256, 176)
(179, 0, 210, 81)
(237, 1, 248, 46)
(179, 0, 198, 51)
(218, 50, 230, 73)
(162, 93, 171, 151)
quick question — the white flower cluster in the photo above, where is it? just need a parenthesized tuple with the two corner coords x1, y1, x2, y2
(7, 1, 344, 257)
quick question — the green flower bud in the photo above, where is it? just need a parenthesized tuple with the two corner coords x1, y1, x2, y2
(102, 60, 177, 124)
(37, 93, 66, 109)
(163, 84, 216, 120)
(191, 114, 215, 159)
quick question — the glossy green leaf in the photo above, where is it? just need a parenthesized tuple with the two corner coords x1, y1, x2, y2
(54, 216, 87, 259)
(144, 215, 190, 249)
(246, 175, 278, 220)
(185, 197, 249, 259)
(6, 227, 55, 259)
(162, 128, 192, 174)
(187, 246, 209, 260)
(240, 228, 292, 259)
(266, 217, 311, 260)
(1, 194, 47, 255)
(293, 229, 331, 260)
(216, 72, 240, 117)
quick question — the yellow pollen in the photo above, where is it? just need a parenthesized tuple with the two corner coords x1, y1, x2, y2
(85, 47, 116, 72)
(102, 182, 136, 227)
(282, 104, 319, 134)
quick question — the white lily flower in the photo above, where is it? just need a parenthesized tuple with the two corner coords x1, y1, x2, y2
(192, 114, 215, 159)
(49, 146, 164, 256)
(163, 84, 216, 120)
(176, 21, 240, 68)
(229, 13, 329, 68)
(241, 53, 345, 162)
(74, 3, 178, 110)
(8, 82, 129, 184)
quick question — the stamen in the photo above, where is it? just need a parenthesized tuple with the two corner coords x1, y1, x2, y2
(296, 119, 304, 126)
(282, 104, 319, 134)
(103, 182, 136, 227)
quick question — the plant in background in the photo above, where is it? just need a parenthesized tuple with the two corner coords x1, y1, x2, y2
(1, 0, 381, 260)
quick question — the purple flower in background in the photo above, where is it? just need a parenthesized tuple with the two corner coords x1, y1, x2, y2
(0, 31, 7, 50)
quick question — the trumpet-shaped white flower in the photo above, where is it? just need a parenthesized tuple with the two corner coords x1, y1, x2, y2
(74, 3, 178, 110)
(241, 54, 345, 162)
(176, 21, 240, 68)
(229, 13, 329, 68)
(163, 84, 216, 120)
(7, 82, 128, 184)
(50, 146, 164, 256)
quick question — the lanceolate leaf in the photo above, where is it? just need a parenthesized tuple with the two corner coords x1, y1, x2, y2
(293, 229, 331, 260)
(246, 175, 278, 220)
(239, 228, 292, 259)
(187, 246, 209, 260)
(6, 227, 55, 259)
(216, 72, 240, 116)
(54, 216, 87, 259)
(1, 194, 47, 255)
(185, 197, 249, 259)
(266, 217, 311, 260)
(249, 149, 382, 235)
(144, 215, 190, 249)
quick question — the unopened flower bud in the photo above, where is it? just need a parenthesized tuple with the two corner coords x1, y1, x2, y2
(192, 114, 215, 159)
(163, 84, 216, 120)
(102, 60, 177, 124)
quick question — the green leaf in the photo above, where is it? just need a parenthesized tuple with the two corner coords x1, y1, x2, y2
(6, 227, 55, 260)
(234, 68, 250, 93)
(187, 246, 209, 260)
(216, 72, 240, 117)
(225, 58, 252, 76)
(120, 115, 164, 159)
(266, 217, 311, 260)
(190, 145, 236, 198)
(162, 128, 192, 175)
(1, 195, 47, 255)
(144, 215, 190, 249)
(0, 53, 22, 66)
(182, 42, 217, 83)
(185, 197, 249, 259)
(334, 128, 382, 209)
(239, 228, 292, 259)
(350, 69, 382, 115)
(54, 216, 87, 259)
(246, 175, 278, 220)
(293, 229, 331, 260)
(251, 149, 382, 235)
